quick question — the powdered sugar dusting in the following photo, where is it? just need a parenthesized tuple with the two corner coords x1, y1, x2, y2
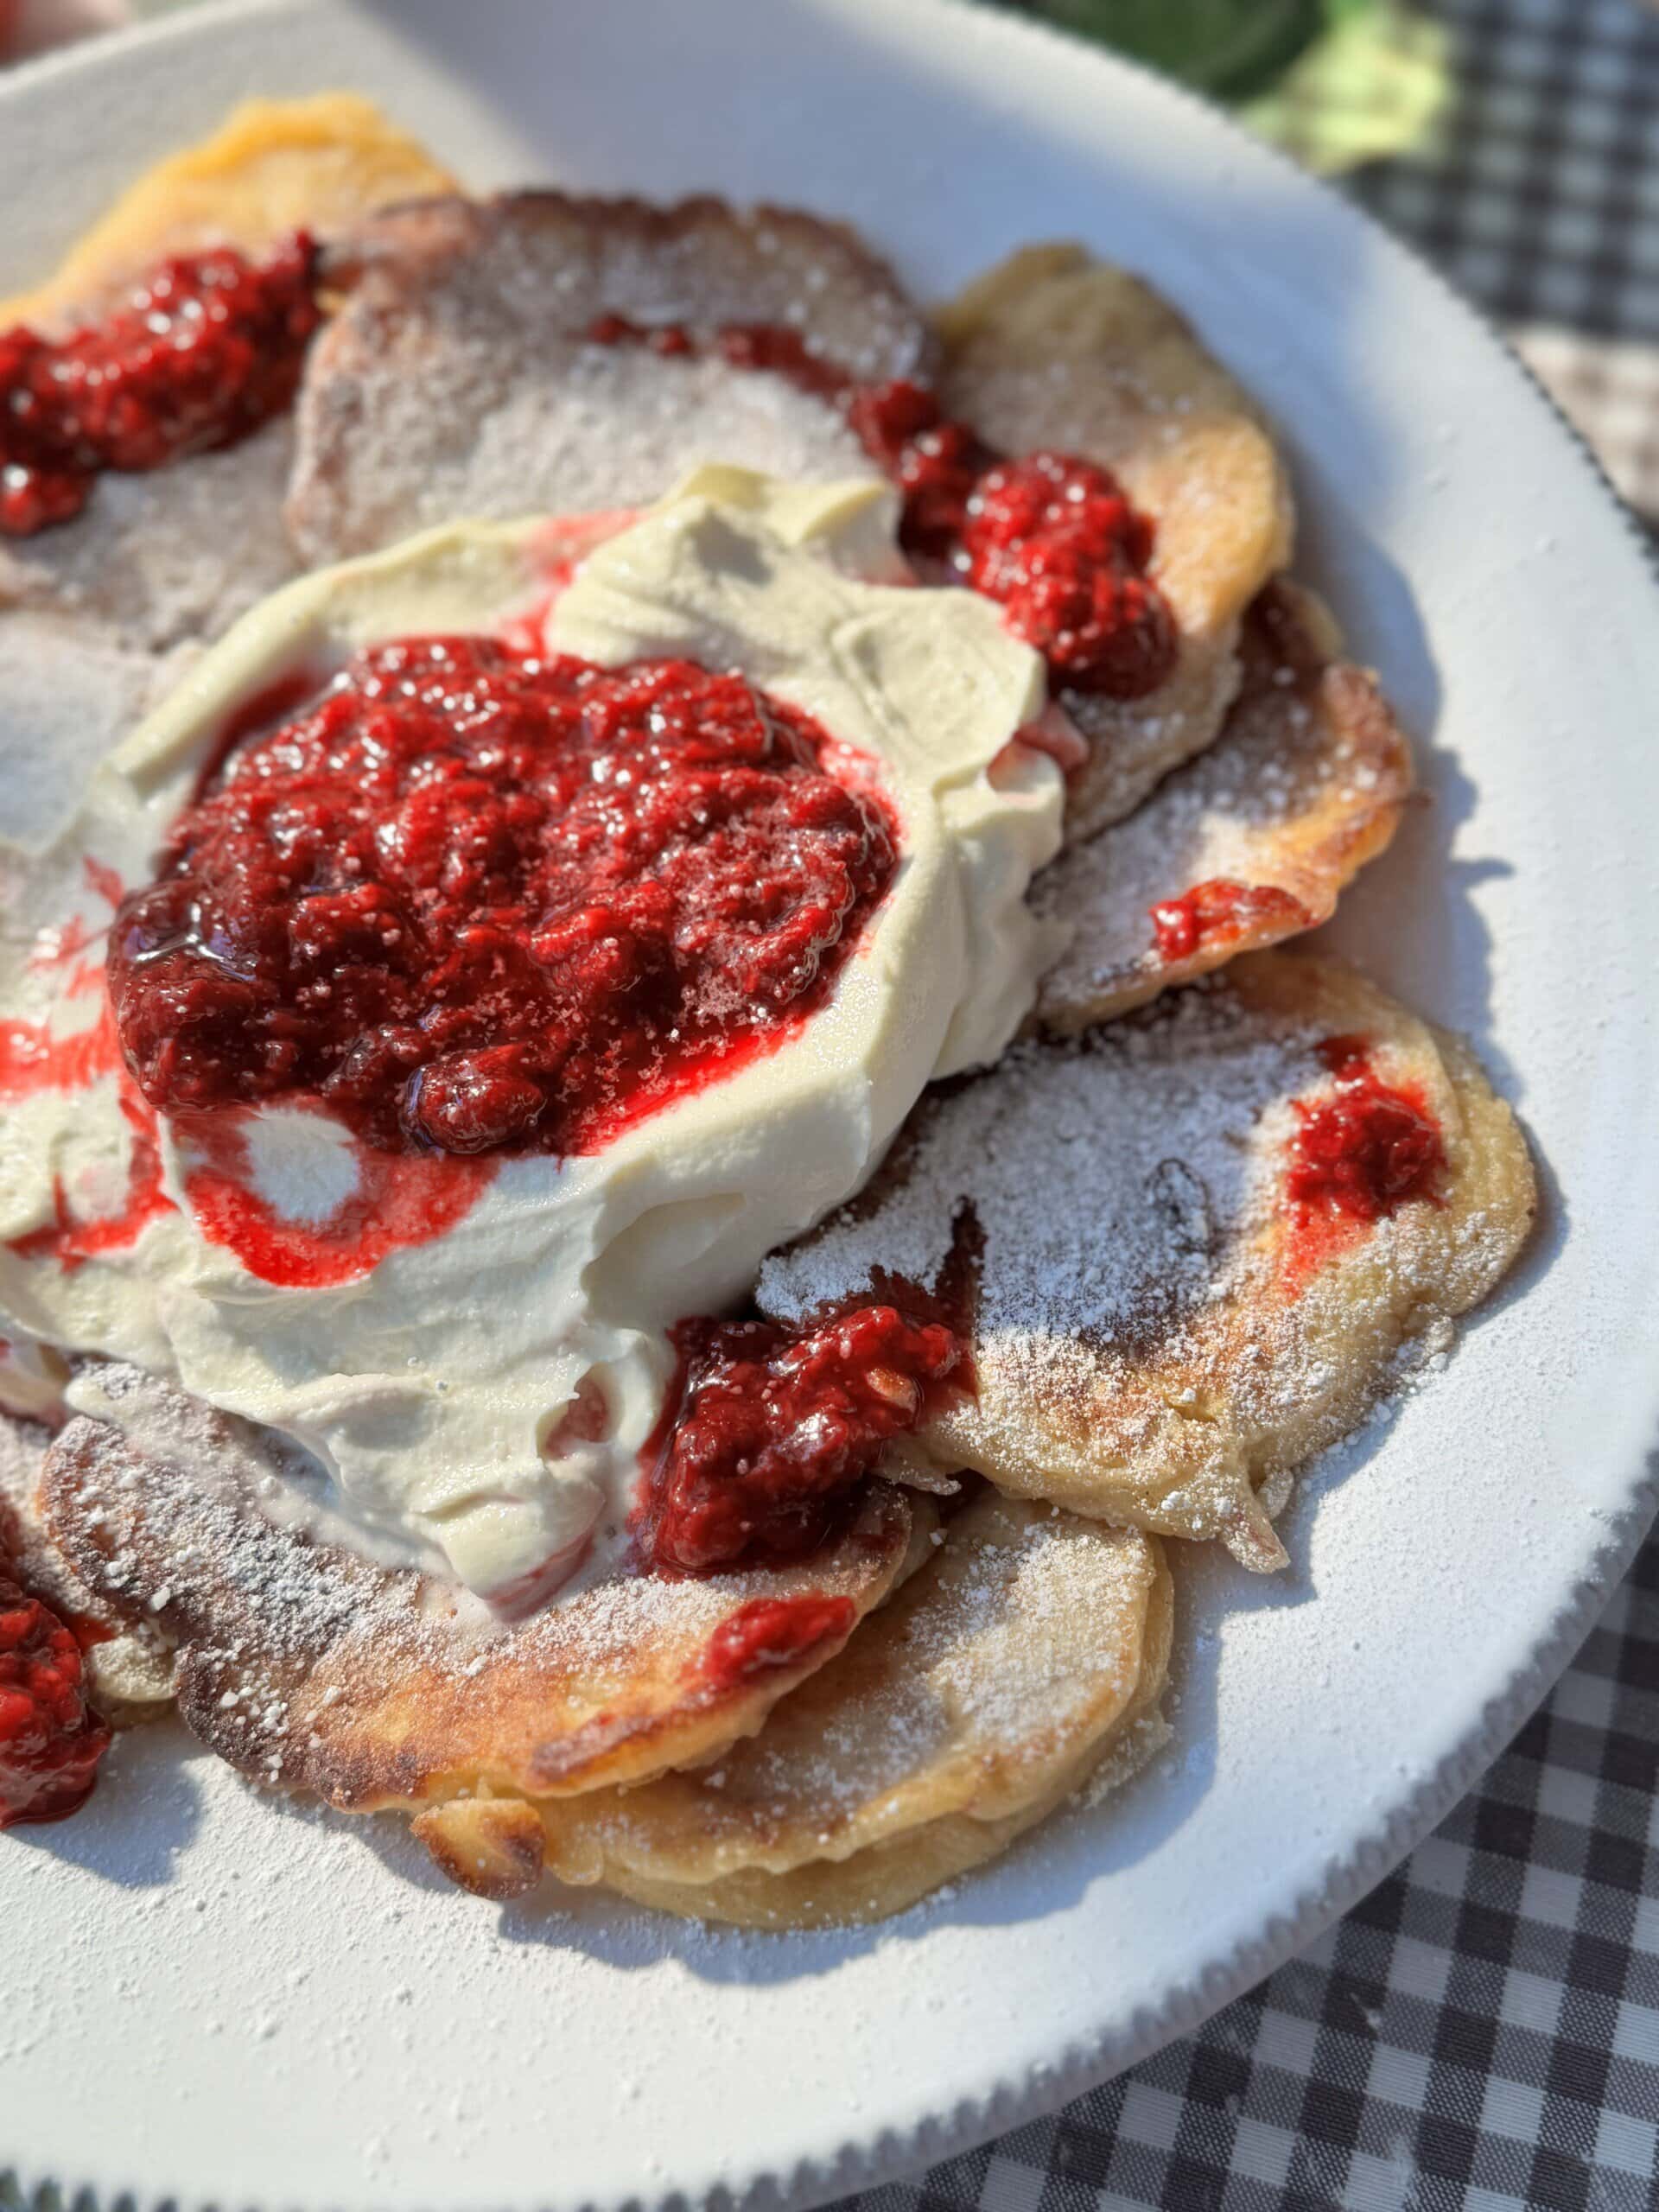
(294, 340, 876, 560)
(747, 1510, 1146, 1817)
(0, 416, 299, 653)
(289, 194, 931, 562)
(565, 1496, 1156, 1871)
(1058, 625, 1246, 837)
(762, 982, 1313, 1370)
(0, 1408, 175, 1710)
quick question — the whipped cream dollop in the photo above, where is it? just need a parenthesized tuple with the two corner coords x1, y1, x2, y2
(0, 470, 1063, 1598)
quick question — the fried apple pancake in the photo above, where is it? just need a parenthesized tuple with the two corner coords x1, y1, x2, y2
(40, 1365, 920, 1835)
(0, 1408, 175, 1720)
(936, 245, 1295, 839)
(1033, 582, 1414, 1030)
(761, 956, 1535, 1572)
(531, 1491, 1170, 1927)
(285, 193, 931, 563)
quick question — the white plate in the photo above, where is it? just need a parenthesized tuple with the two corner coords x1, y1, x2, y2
(4, 4, 1658, 2208)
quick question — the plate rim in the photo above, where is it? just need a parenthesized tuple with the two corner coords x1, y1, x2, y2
(2, 3, 1657, 2209)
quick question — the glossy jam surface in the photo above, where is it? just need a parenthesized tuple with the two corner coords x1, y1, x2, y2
(109, 641, 898, 1159)
(0, 234, 319, 536)
(1149, 878, 1313, 963)
(1287, 1036, 1446, 1225)
(957, 452, 1178, 696)
(694, 1592, 856, 1693)
(587, 317, 1175, 699)
(636, 1304, 966, 1576)
(0, 1560, 111, 1829)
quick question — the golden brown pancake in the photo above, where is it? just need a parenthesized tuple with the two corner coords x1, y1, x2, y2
(285, 191, 931, 563)
(760, 955, 1535, 1572)
(1033, 582, 1414, 1031)
(532, 1491, 1171, 1928)
(40, 1366, 920, 1848)
(0, 1408, 175, 1720)
(936, 245, 1295, 840)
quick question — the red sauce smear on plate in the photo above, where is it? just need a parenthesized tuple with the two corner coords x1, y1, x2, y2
(2, 864, 181, 1274)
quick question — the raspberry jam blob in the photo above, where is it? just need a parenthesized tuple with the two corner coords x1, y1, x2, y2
(0, 233, 320, 537)
(108, 642, 899, 1159)
(636, 1303, 967, 1577)
(843, 378, 997, 563)
(1149, 878, 1313, 963)
(586, 316, 1175, 699)
(694, 1592, 856, 1693)
(0, 1563, 111, 1829)
(1287, 1035, 1446, 1225)
(957, 452, 1178, 697)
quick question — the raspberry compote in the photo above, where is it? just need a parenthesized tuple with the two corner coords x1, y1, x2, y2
(635, 1303, 967, 1577)
(0, 233, 320, 536)
(1149, 879, 1313, 964)
(694, 1593, 857, 1693)
(108, 642, 899, 1160)
(0, 1560, 111, 1829)
(587, 318, 1178, 700)
(1285, 1032, 1446, 1277)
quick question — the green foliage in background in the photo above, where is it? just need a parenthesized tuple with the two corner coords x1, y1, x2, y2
(1011, 0, 1451, 170)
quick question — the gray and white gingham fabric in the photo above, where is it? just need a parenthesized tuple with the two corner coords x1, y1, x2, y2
(1360, 0, 1659, 533)
(848, 4, 1659, 2207)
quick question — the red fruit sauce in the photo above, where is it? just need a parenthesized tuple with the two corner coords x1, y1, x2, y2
(2, 866, 181, 1276)
(1287, 1035, 1446, 1228)
(587, 317, 1177, 699)
(1148, 878, 1313, 964)
(0, 1562, 111, 1829)
(173, 1109, 494, 1290)
(108, 641, 898, 1160)
(636, 1303, 967, 1577)
(694, 1592, 856, 1694)
(0, 233, 320, 536)
(10, 1083, 175, 1274)
(956, 451, 1177, 696)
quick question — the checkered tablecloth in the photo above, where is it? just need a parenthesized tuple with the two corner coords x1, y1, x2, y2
(1, 5, 1652, 2208)
(849, 5, 1659, 2209)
